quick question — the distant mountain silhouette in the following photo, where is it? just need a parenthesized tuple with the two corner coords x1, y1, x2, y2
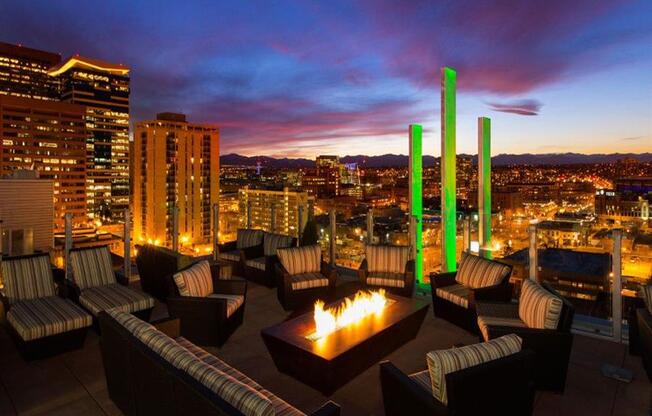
(220, 152, 652, 168)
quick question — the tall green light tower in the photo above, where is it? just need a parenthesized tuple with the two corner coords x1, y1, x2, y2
(478, 117, 492, 258)
(441, 67, 457, 272)
(409, 124, 423, 283)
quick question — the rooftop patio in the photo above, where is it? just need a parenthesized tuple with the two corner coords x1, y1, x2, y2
(0, 273, 648, 416)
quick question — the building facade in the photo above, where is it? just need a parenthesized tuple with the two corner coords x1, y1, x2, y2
(49, 56, 130, 221)
(0, 96, 87, 228)
(0, 42, 60, 100)
(238, 186, 311, 238)
(0, 174, 54, 256)
(595, 177, 651, 223)
(133, 113, 219, 248)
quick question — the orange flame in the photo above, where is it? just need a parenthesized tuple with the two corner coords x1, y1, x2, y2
(313, 289, 387, 339)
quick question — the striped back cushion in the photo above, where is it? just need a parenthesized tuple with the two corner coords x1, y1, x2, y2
(455, 252, 510, 289)
(70, 247, 116, 289)
(1, 254, 56, 304)
(108, 309, 156, 337)
(366, 245, 409, 274)
(427, 334, 522, 405)
(236, 229, 264, 250)
(263, 233, 294, 257)
(519, 279, 563, 329)
(642, 284, 652, 315)
(277, 245, 321, 275)
(173, 261, 213, 297)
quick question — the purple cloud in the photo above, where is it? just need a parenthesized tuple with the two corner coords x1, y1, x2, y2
(487, 99, 543, 116)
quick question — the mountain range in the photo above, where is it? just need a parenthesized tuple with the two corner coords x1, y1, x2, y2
(221, 153, 652, 168)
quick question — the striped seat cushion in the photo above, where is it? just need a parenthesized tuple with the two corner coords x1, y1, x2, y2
(236, 229, 264, 250)
(277, 245, 321, 275)
(245, 257, 267, 271)
(1, 254, 56, 304)
(427, 334, 522, 405)
(290, 272, 329, 291)
(366, 245, 409, 274)
(177, 337, 305, 416)
(455, 252, 510, 289)
(220, 250, 242, 262)
(70, 246, 116, 289)
(367, 272, 406, 288)
(107, 309, 156, 337)
(518, 279, 563, 329)
(263, 233, 294, 256)
(435, 284, 470, 309)
(79, 283, 155, 316)
(173, 261, 213, 297)
(7, 296, 91, 341)
(476, 302, 526, 341)
(208, 294, 245, 317)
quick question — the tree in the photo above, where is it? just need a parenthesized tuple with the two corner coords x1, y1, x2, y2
(301, 219, 319, 246)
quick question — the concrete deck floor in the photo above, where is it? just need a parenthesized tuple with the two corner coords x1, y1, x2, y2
(0, 280, 650, 416)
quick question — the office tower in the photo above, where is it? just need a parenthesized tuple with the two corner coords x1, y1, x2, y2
(238, 186, 311, 237)
(49, 55, 130, 221)
(0, 41, 61, 100)
(0, 171, 54, 256)
(0, 96, 87, 228)
(133, 113, 220, 248)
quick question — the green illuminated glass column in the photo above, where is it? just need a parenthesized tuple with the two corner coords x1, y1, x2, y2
(441, 67, 457, 272)
(409, 124, 423, 283)
(478, 116, 492, 258)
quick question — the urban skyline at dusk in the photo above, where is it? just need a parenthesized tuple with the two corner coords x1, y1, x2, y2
(1, 0, 650, 157)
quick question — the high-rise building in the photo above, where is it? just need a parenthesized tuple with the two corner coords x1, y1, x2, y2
(133, 113, 219, 248)
(0, 96, 87, 228)
(238, 186, 311, 237)
(49, 55, 130, 220)
(0, 42, 61, 100)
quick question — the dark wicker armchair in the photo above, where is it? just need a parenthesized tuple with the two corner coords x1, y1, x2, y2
(380, 349, 536, 416)
(430, 252, 512, 333)
(476, 280, 575, 392)
(243, 233, 296, 287)
(167, 261, 247, 346)
(135, 244, 193, 302)
(275, 245, 337, 311)
(358, 245, 414, 297)
(1, 253, 92, 359)
(218, 228, 265, 276)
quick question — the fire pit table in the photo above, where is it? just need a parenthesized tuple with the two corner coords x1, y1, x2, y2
(261, 292, 429, 395)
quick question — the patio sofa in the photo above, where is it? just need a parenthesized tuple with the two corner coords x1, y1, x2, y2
(380, 334, 535, 415)
(275, 244, 337, 310)
(244, 232, 296, 287)
(135, 244, 193, 301)
(430, 252, 512, 333)
(475, 279, 575, 392)
(1, 253, 92, 359)
(98, 309, 340, 416)
(167, 260, 246, 346)
(358, 244, 415, 297)
(66, 246, 155, 326)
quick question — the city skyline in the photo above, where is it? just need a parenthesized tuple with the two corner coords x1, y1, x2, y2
(1, 0, 650, 158)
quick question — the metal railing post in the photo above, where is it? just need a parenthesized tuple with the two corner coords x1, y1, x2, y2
(123, 208, 131, 281)
(212, 203, 219, 261)
(367, 208, 374, 244)
(297, 205, 304, 245)
(528, 223, 538, 281)
(65, 213, 73, 280)
(462, 215, 471, 253)
(612, 229, 623, 343)
(172, 207, 179, 252)
(308, 199, 315, 222)
(329, 210, 336, 266)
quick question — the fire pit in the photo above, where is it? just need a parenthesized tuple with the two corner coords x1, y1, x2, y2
(261, 292, 429, 395)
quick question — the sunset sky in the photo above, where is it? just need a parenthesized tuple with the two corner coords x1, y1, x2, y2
(2, 0, 651, 157)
